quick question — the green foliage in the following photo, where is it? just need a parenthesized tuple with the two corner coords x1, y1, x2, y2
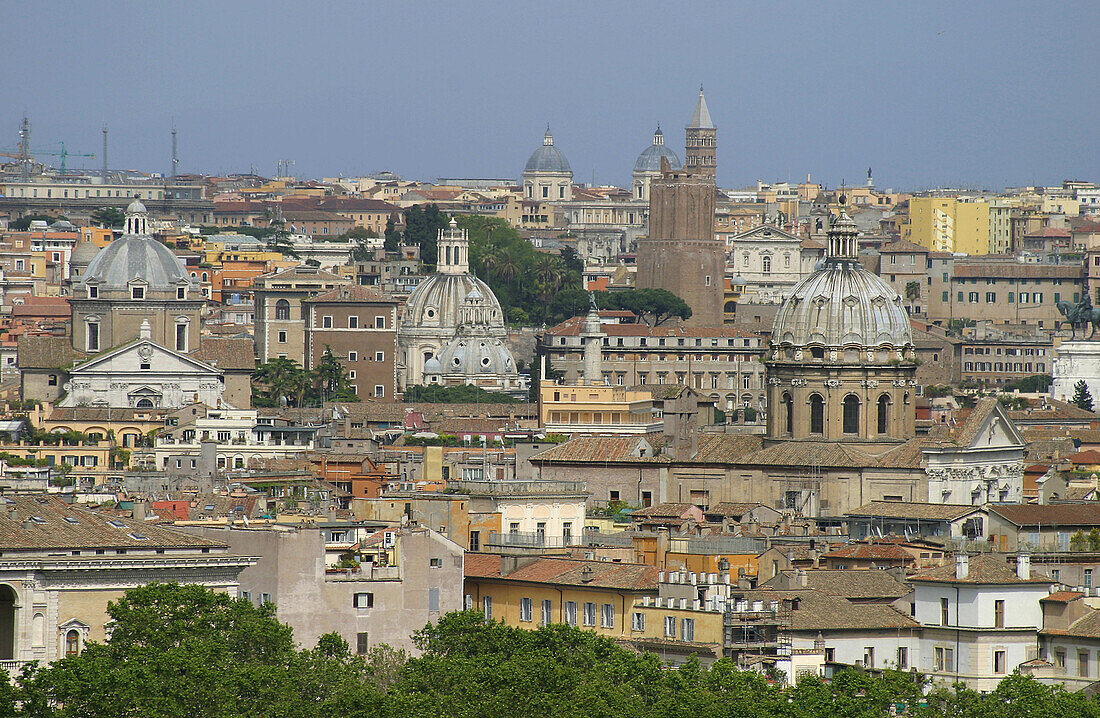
(342, 226, 379, 261)
(403, 204, 449, 265)
(546, 287, 692, 327)
(1073, 380, 1094, 412)
(384, 217, 401, 252)
(458, 214, 582, 325)
(998, 395, 1028, 410)
(25, 583, 382, 718)
(905, 280, 921, 301)
(1089, 528, 1100, 551)
(1002, 374, 1053, 393)
(252, 355, 361, 408)
(403, 383, 524, 404)
(946, 318, 977, 336)
(924, 385, 955, 399)
(1071, 530, 1089, 552)
(90, 206, 127, 228)
(9, 214, 56, 231)
(264, 219, 299, 259)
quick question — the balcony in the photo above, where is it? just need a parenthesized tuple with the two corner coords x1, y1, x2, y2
(486, 530, 583, 551)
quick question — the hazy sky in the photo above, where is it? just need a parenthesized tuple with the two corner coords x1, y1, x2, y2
(5, 1, 1098, 191)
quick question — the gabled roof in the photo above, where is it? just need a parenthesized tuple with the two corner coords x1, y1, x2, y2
(845, 501, 983, 521)
(0, 495, 226, 551)
(70, 339, 223, 377)
(190, 337, 256, 371)
(17, 335, 86, 370)
(763, 568, 911, 600)
(910, 553, 1049, 585)
(821, 544, 914, 562)
(529, 436, 668, 464)
(465, 553, 658, 591)
(631, 503, 698, 519)
(705, 502, 769, 519)
(988, 503, 1100, 528)
(732, 588, 918, 632)
(304, 285, 396, 304)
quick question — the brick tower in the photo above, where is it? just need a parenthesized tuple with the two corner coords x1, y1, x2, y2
(635, 88, 724, 326)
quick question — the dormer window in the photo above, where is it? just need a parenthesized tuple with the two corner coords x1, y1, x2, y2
(132, 286, 145, 300)
(177, 287, 186, 299)
(88, 285, 98, 298)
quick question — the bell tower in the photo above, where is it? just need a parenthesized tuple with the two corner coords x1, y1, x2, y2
(684, 86, 716, 179)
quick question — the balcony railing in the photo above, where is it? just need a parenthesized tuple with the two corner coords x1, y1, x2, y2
(486, 531, 584, 550)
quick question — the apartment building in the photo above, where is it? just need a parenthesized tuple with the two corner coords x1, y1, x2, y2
(303, 285, 399, 401)
(903, 197, 991, 254)
(253, 264, 350, 364)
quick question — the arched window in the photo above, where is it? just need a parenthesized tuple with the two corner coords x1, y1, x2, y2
(843, 395, 860, 434)
(877, 394, 891, 435)
(135, 398, 154, 409)
(65, 629, 80, 657)
(0, 585, 16, 660)
(782, 392, 793, 435)
(762, 255, 772, 274)
(275, 299, 290, 320)
(809, 394, 824, 435)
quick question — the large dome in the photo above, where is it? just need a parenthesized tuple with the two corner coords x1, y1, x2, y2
(81, 236, 192, 291)
(524, 129, 571, 174)
(771, 212, 911, 350)
(634, 128, 680, 173)
(435, 335, 517, 376)
(402, 273, 504, 333)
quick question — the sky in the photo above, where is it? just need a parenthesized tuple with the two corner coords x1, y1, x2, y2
(4, 0, 1098, 191)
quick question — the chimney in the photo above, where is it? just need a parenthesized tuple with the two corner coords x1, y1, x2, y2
(796, 568, 807, 588)
(718, 557, 731, 585)
(1017, 553, 1031, 580)
(955, 553, 969, 580)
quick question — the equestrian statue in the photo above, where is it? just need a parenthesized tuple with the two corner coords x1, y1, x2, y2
(1056, 293, 1100, 339)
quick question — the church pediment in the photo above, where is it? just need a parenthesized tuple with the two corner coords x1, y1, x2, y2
(70, 340, 223, 377)
(733, 224, 800, 243)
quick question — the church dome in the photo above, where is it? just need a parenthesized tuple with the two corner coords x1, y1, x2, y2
(436, 335, 517, 375)
(634, 127, 681, 173)
(771, 211, 912, 351)
(402, 273, 504, 333)
(70, 238, 101, 268)
(524, 128, 572, 174)
(81, 236, 192, 291)
(125, 198, 148, 215)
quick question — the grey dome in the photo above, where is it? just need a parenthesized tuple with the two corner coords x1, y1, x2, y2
(524, 130, 571, 174)
(126, 198, 148, 214)
(423, 356, 443, 374)
(81, 236, 192, 291)
(49, 219, 76, 231)
(70, 239, 101, 267)
(634, 129, 680, 173)
(771, 261, 912, 350)
(436, 336, 516, 375)
(403, 273, 503, 332)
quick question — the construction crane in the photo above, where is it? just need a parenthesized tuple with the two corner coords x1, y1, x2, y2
(2, 116, 96, 178)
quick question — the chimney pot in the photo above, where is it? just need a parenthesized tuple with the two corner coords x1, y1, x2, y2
(956, 552, 969, 580)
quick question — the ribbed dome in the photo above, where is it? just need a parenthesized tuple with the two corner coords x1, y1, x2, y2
(70, 239, 101, 267)
(81, 236, 192, 291)
(126, 198, 148, 214)
(402, 273, 503, 332)
(524, 129, 571, 174)
(771, 262, 912, 350)
(634, 128, 680, 173)
(435, 336, 516, 375)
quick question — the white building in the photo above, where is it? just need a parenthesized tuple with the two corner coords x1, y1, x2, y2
(923, 399, 1026, 505)
(910, 553, 1053, 691)
(140, 408, 316, 471)
(728, 224, 825, 304)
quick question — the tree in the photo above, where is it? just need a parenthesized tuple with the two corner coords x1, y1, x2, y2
(9, 214, 55, 231)
(316, 346, 358, 402)
(403, 204, 448, 266)
(265, 218, 299, 259)
(90, 207, 126, 228)
(1073, 380, 1094, 412)
(403, 384, 523, 404)
(342, 226, 379, 261)
(33, 583, 381, 718)
(253, 357, 307, 407)
(905, 280, 921, 302)
(384, 216, 401, 253)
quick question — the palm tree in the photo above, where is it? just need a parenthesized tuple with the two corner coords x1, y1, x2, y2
(254, 357, 304, 406)
(496, 251, 523, 285)
(535, 257, 565, 291)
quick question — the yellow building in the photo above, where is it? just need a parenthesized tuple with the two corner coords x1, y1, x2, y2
(539, 379, 662, 434)
(903, 197, 991, 254)
(464, 553, 658, 638)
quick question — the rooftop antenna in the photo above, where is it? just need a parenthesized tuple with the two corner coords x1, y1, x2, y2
(17, 114, 31, 183)
(101, 124, 108, 180)
(171, 124, 178, 179)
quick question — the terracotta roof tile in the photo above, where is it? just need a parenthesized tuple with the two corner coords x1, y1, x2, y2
(989, 503, 1100, 528)
(191, 337, 256, 371)
(910, 553, 1049, 584)
(465, 553, 659, 591)
(529, 436, 669, 464)
(846, 501, 982, 521)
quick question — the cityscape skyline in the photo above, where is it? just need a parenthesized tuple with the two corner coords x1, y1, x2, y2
(5, 1, 1099, 189)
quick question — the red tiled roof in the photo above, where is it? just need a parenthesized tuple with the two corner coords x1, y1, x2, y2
(822, 544, 913, 561)
(465, 553, 659, 591)
(1041, 591, 1085, 603)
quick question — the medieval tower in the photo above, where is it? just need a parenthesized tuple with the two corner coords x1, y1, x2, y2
(635, 87, 724, 326)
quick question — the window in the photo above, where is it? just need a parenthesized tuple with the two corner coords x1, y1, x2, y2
(177, 286, 186, 299)
(48, 374, 57, 386)
(632, 612, 645, 631)
(356, 632, 369, 655)
(429, 557, 442, 568)
(935, 646, 954, 672)
(1056, 650, 1066, 668)
(353, 592, 374, 608)
(1081, 651, 1090, 678)
(583, 602, 597, 626)
(375, 316, 385, 328)
(542, 599, 553, 626)
(968, 292, 978, 303)
(132, 286, 145, 299)
(275, 299, 290, 320)
(992, 650, 1006, 674)
(782, 392, 794, 434)
(322, 315, 333, 328)
(762, 255, 771, 274)
(469, 531, 480, 552)
(601, 603, 614, 628)
(825, 648, 835, 663)
(843, 395, 860, 434)
(564, 601, 577, 626)
(176, 323, 187, 352)
(994, 600, 1004, 628)
(278, 331, 287, 343)
(348, 370, 356, 379)
(88, 285, 98, 298)
(863, 646, 874, 668)
(482, 595, 492, 621)
(348, 351, 358, 362)
(941, 597, 950, 626)
(942, 291, 949, 302)
(986, 292, 996, 302)
(1086, 569, 1093, 588)
(65, 630, 80, 657)
(374, 385, 385, 398)
(376, 351, 385, 362)
(681, 618, 695, 642)
(348, 316, 358, 328)
(877, 394, 890, 434)
(897, 646, 908, 670)
(520, 597, 534, 622)
(664, 616, 676, 638)
(86, 322, 100, 351)
(809, 394, 824, 435)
